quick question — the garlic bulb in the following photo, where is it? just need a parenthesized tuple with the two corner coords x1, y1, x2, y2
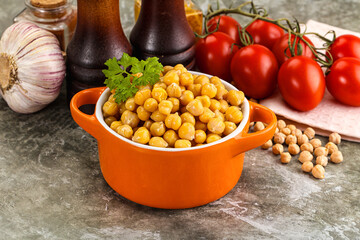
(0, 22, 65, 114)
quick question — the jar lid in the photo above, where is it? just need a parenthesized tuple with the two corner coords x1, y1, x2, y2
(30, 0, 67, 8)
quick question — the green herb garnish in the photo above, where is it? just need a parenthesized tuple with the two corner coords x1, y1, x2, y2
(102, 53, 163, 103)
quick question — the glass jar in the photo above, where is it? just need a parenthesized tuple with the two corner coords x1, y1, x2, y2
(134, 0, 203, 35)
(13, 0, 77, 51)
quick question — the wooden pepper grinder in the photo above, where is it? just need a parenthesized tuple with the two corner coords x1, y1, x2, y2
(66, 0, 132, 104)
(130, 0, 196, 69)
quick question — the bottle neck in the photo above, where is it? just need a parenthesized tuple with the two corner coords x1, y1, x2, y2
(139, 0, 186, 22)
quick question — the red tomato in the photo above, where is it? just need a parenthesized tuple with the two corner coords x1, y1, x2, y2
(278, 56, 325, 111)
(328, 34, 360, 62)
(246, 19, 284, 49)
(230, 44, 278, 99)
(207, 15, 241, 44)
(195, 32, 238, 81)
(326, 57, 360, 106)
(272, 33, 315, 65)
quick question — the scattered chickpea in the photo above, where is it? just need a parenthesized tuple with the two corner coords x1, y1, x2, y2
(304, 127, 315, 140)
(254, 122, 265, 132)
(325, 142, 338, 154)
(272, 144, 284, 155)
(281, 127, 291, 136)
(273, 132, 286, 144)
(314, 147, 328, 157)
(300, 142, 314, 153)
(277, 120, 286, 130)
(285, 135, 297, 145)
(286, 124, 296, 132)
(329, 132, 341, 145)
(261, 139, 273, 150)
(292, 128, 302, 139)
(297, 134, 309, 146)
(298, 151, 313, 163)
(280, 152, 291, 164)
(288, 143, 300, 155)
(301, 161, 314, 173)
(316, 155, 328, 167)
(275, 127, 279, 133)
(330, 151, 343, 164)
(310, 138, 322, 149)
(312, 165, 325, 179)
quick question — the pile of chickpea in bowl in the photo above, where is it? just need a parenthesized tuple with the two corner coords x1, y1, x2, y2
(102, 64, 246, 148)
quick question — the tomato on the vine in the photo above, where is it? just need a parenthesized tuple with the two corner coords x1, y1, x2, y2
(207, 15, 241, 44)
(328, 34, 360, 62)
(278, 56, 325, 111)
(272, 33, 315, 66)
(245, 19, 284, 49)
(195, 32, 238, 81)
(230, 44, 278, 99)
(326, 57, 360, 106)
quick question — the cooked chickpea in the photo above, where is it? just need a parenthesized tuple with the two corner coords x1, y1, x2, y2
(143, 98, 158, 112)
(187, 84, 202, 97)
(273, 132, 286, 144)
(254, 122, 265, 132)
(195, 121, 207, 131)
(104, 116, 117, 126)
(178, 122, 195, 140)
(302, 161, 314, 173)
(150, 110, 167, 122)
(134, 88, 151, 105)
(136, 106, 151, 121)
(110, 121, 122, 131)
(285, 135, 297, 145)
(288, 143, 300, 155)
(209, 99, 221, 112)
(214, 110, 225, 122)
(310, 138, 322, 149)
(314, 147, 328, 157)
(186, 99, 204, 116)
(119, 102, 127, 115)
(166, 83, 182, 98)
(312, 165, 325, 179)
(325, 142, 338, 154)
(201, 83, 217, 98)
(300, 142, 314, 153)
(180, 90, 195, 106)
(158, 100, 173, 115)
(225, 106, 243, 124)
(174, 64, 187, 74)
(103, 101, 119, 116)
(151, 87, 168, 102)
(180, 112, 196, 125)
(281, 127, 291, 136)
(174, 139, 192, 148)
(153, 82, 167, 90)
(207, 118, 225, 134)
(107, 93, 116, 103)
(143, 119, 153, 130)
(117, 124, 133, 139)
(121, 110, 140, 128)
(125, 97, 137, 111)
(162, 65, 173, 75)
(149, 137, 168, 148)
(194, 130, 207, 144)
(227, 90, 244, 106)
(316, 155, 328, 167)
(194, 75, 210, 85)
(179, 72, 194, 87)
(298, 151, 313, 163)
(149, 121, 166, 137)
(206, 133, 222, 144)
(165, 112, 182, 131)
(223, 121, 237, 136)
(163, 70, 180, 86)
(272, 144, 284, 155)
(132, 127, 151, 144)
(304, 127, 315, 140)
(297, 134, 309, 146)
(261, 140, 273, 150)
(167, 97, 180, 113)
(215, 85, 228, 100)
(163, 130, 179, 147)
(219, 99, 229, 113)
(330, 151, 343, 163)
(329, 132, 341, 145)
(199, 108, 216, 123)
(277, 120, 286, 130)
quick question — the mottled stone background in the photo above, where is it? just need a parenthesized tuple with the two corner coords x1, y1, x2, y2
(0, 0, 359, 239)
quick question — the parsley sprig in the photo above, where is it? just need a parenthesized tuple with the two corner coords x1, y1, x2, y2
(103, 53, 163, 103)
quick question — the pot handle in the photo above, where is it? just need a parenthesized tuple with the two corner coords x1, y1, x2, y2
(70, 87, 107, 140)
(232, 101, 277, 155)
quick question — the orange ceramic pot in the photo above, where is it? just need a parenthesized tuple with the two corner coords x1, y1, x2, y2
(70, 75, 277, 209)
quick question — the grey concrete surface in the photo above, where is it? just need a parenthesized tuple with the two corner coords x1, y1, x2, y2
(0, 0, 359, 239)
